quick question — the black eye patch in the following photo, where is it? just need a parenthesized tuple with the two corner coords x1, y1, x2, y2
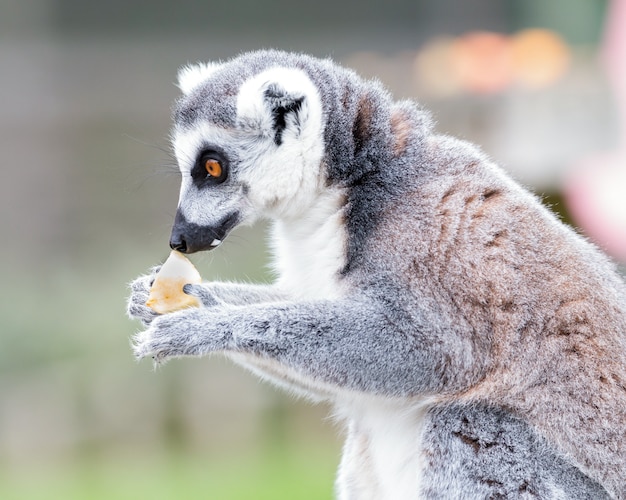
(191, 149, 229, 186)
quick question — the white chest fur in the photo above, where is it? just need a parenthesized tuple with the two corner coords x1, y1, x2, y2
(336, 397, 432, 500)
(270, 188, 347, 300)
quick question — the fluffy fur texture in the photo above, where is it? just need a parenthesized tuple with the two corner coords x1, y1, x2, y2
(128, 50, 626, 499)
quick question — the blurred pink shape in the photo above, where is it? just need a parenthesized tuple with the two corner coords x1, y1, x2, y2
(565, 0, 626, 262)
(566, 155, 626, 261)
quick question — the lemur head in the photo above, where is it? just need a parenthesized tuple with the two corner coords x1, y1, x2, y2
(169, 51, 328, 254)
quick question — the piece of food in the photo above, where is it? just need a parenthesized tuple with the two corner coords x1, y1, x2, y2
(146, 250, 202, 314)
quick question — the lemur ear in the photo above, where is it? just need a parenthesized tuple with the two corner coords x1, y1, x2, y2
(177, 62, 222, 94)
(236, 68, 317, 145)
(263, 83, 306, 146)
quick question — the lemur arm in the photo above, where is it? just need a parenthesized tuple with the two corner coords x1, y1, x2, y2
(184, 282, 289, 307)
(132, 296, 475, 397)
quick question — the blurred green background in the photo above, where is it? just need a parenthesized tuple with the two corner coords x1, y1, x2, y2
(1, 0, 623, 498)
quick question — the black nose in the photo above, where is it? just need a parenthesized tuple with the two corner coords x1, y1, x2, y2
(169, 209, 240, 254)
(169, 211, 190, 253)
(169, 236, 187, 253)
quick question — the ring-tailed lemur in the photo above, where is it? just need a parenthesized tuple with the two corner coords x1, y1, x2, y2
(128, 50, 626, 499)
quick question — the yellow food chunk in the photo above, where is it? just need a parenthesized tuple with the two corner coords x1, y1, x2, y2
(146, 250, 202, 314)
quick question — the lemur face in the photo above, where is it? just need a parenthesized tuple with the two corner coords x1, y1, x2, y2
(170, 59, 326, 253)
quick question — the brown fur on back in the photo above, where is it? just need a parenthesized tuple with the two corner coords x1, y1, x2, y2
(369, 133, 626, 496)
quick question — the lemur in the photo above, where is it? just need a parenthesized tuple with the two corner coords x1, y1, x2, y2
(128, 50, 626, 499)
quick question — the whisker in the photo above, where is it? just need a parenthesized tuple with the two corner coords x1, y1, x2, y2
(123, 133, 176, 160)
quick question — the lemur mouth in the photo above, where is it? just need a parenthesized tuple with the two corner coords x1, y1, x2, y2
(170, 211, 239, 254)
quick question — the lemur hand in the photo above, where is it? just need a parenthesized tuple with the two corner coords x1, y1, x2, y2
(126, 266, 161, 326)
(132, 307, 230, 362)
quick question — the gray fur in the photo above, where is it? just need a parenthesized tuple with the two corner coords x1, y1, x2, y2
(129, 50, 626, 498)
(421, 404, 609, 498)
(126, 266, 160, 326)
(183, 282, 288, 307)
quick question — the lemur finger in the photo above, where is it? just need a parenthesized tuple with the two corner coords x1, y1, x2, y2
(127, 278, 159, 324)
(130, 266, 161, 293)
(126, 301, 158, 325)
(129, 288, 149, 304)
(127, 300, 149, 317)
(183, 283, 222, 307)
(130, 276, 151, 293)
(148, 265, 162, 286)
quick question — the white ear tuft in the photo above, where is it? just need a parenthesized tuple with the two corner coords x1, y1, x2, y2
(236, 67, 321, 144)
(177, 62, 222, 94)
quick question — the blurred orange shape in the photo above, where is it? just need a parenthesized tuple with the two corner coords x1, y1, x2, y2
(511, 29, 571, 89)
(451, 31, 514, 94)
(414, 37, 463, 98)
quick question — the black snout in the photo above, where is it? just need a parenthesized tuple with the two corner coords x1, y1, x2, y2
(169, 231, 188, 253)
(169, 210, 239, 254)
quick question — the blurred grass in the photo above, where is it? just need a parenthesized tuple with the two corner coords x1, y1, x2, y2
(0, 225, 339, 500)
(0, 447, 338, 500)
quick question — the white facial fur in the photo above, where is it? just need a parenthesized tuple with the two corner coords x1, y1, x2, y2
(172, 67, 327, 225)
(234, 67, 326, 219)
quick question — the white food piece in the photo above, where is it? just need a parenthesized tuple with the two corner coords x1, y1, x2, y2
(146, 250, 202, 314)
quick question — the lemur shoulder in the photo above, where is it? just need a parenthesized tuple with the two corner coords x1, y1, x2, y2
(128, 50, 626, 499)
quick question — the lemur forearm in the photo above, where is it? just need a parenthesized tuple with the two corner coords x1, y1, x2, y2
(199, 282, 288, 306)
(134, 297, 476, 397)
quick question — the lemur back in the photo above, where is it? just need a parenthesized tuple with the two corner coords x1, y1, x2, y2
(129, 50, 626, 499)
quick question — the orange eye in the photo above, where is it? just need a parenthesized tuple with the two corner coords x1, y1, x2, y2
(204, 159, 222, 178)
